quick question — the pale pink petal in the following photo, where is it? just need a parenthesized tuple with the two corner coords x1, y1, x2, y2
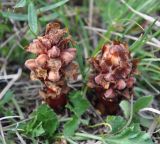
(48, 46, 60, 58)
(95, 74, 110, 89)
(117, 79, 126, 90)
(61, 48, 76, 64)
(38, 36, 52, 49)
(127, 77, 136, 88)
(95, 74, 104, 85)
(35, 54, 48, 67)
(25, 59, 37, 70)
(104, 73, 114, 81)
(104, 88, 115, 98)
(48, 70, 60, 82)
(27, 39, 46, 54)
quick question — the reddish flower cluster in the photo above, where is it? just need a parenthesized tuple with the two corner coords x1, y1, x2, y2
(88, 41, 138, 115)
(25, 22, 78, 111)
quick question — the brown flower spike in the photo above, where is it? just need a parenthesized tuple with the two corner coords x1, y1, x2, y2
(25, 22, 78, 111)
(88, 41, 138, 115)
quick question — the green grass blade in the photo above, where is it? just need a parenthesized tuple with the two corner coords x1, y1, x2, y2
(28, 2, 38, 35)
(37, 0, 69, 13)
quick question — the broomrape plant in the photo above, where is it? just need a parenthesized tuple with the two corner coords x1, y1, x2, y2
(25, 22, 79, 112)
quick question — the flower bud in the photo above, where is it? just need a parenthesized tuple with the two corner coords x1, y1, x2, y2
(95, 74, 104, 85)
(38, 36, 52, 49)
(111, 55, 120, 66)
(35, 54, 48, 67)
(117, 79, 126, 90)
(46, 29, 67, 45)
(47, 59, 61, 70)
(104, 73, 114, 81)
(48, 46, 60, 58)
(104, 88, 115, 98)
(95, 74, 110, 89)
(127, 77, 135, 88)
(27, 39, 46, 54)
(25, 59, 37, 70)
(61, 48, 76, 64)
(48, 70, 60, 82)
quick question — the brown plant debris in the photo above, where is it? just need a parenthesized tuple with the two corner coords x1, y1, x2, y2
(25, 22, 79, 111)
(87, 41, 138, 115)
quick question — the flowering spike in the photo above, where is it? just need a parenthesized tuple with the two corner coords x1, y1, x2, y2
(25, 22, 79, 112)
(87, 41, 138, 115)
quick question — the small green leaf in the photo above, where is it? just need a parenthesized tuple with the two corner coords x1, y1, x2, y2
(36, 104, 59, 137)
(106, 116, 126, 134)
(120, 100, 131, 119)
(67, 91, 89, 117)
(28, 2, 38, 35)
(133, 96, 153, 113)
(2, 12, 27, 21)
(32, 123, 45, 137)
(38, 0, 69, 13)
(105, 124, 154, 144)
(64, 115, 79, 136)
(14, 0, 26, 8)
(20, 104, 59, 137)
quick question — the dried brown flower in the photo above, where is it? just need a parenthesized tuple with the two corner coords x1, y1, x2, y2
(87, 41, 138, 115)
(25, 22, 79, 112)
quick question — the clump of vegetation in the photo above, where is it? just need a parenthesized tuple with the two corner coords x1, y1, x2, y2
(0, 0, 160, 143)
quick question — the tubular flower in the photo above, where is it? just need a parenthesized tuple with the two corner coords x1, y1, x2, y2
(87, 41, 138, 115)
(25, 22, 78, 111)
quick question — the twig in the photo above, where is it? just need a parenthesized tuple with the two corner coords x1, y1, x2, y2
(0, 27, 27, 49)
(0, 34, 16, 49)
(0, 122, 6, 144)
(16, 131, 26, 144)
(0, 73, 21, 80)
(139, 108, 160, 115)
(148, 118, 158, 137)
(3, 117, 33, 131)
(153, 127, 160, 134)
(0, 44, 16, 74)
(0, 116, 21, 121)
(88, 0, 94, 28)
(6, 44, 17, 61)
(84, 26, 160, 48)
(139, 108, 160, 137)
(120, 0, 160, 27)
(0, 68, 22, 100)
(151, 37, 160, 45)
(12, 97, 24, 120)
